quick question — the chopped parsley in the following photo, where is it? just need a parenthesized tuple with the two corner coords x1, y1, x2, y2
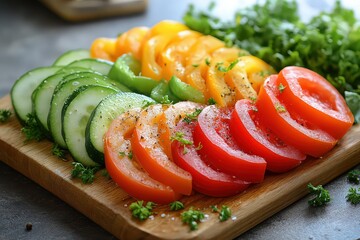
(307, 183, 331, 207)
(169, 201, 184, 211)
(346, 187, 360, 205)
(347, 169, 360, 184)
(275, 103, 287, 113)
(207, 98, 216, 105)
(219, 205, 232, 222)
(181, 208, 205, 230)
(171, 131, 193, 154)
(21, 113, 46, 141)
(0, 109, 11, 123)
(51, 143, 67, 159)
(71, 162, 99, 184)
(129, 201, 155, 221)
(278, 83, 286, 93)
(183, 108, 202, 123)
(119, 151, 133, 159)
(205, 58, 211, 66)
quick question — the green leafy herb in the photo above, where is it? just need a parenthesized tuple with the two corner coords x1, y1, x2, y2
(346, 187, 360, 205)
(192, 64, 199, 68)
(307, 183, 331, 207)
(205, 58, 211, 66)
(275, 103, 286, 112)
(183, 0, 360, 121)
(217, 59, 240, 73)
(21, 113, 46, 141)
(219, 205, 231, 222)
(181, 208, 205, 230)
(142, 100, 154, 108)
(51, 143, 66, 159)
(0, 109, 11, 123)
(71, 162, 99, 184)
(278, 83, 286, 93)
(207, 98, 216, 105)
(101, 169, 111, 179)
(129, 201, 155, 221)
(211, 205, 219, 212)
(171, 132, 193, 146)
(345, 91, 360, 123)
(183, 108, 202, 123)
(171, 131, 193, 154)
(347, 169, 360, 184)
(170, 201, 184, 211)
(160, 95, 172, 104)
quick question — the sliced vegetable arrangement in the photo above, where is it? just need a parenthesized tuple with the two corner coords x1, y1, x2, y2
(9, 8, 354, 210)
(90, 21, 275, 107)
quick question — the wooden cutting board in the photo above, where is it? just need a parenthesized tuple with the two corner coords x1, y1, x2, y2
(0, 94, 359, 240)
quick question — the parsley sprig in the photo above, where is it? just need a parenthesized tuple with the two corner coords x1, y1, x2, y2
(51, 143, 67, 159)
(21, 113, 46, 141)
(347, 169, 360, 184)
(71, 162, 99, 184)
(183, 109, 202, 123)
(169, 201, 184, 211)
(346, 187, 360, 205)
(307, 183, 331, 207)
(129, 201, 155, 221)
(181, 208, 205, 230)
(219, 205, 232, 222)
(0, 109, 11, 123)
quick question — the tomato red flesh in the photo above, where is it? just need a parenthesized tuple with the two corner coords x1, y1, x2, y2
(171, 120, 250, 197)
(230, 99, 306, 173)
(104, 109, 180, 204)
(256, 75, 337, 158)
(277, 66, 354, 139)
(193, 105, 267, 183)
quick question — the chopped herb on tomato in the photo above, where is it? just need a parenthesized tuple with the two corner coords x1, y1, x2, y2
(183, 108, 202, 123)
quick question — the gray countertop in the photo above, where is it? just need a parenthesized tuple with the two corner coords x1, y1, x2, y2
(0, 0, 359, 239)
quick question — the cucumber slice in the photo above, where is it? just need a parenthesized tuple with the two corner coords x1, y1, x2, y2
(63, 71, 131, 92)
(11, 66, 62, 123)
(62, 85, 118, 166)
(64, 58, 113, 75)
(85, 92, 155, 164)
(53, 49, 90, 66)
(49, 77, 119, 149)
(32, 67, 94, 134)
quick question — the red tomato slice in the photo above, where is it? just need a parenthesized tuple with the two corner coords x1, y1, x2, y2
(131, 104, 193, 195)
(230, 99, 306, 173)
(256, 75, 337, 158)
(276, 66, 354, 139)
(104, 109, 180, 204)
(172, 120, 250, 197)
(193, 105, 267, 183)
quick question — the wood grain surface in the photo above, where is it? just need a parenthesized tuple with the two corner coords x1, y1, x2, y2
(0, 94, 359, 240)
